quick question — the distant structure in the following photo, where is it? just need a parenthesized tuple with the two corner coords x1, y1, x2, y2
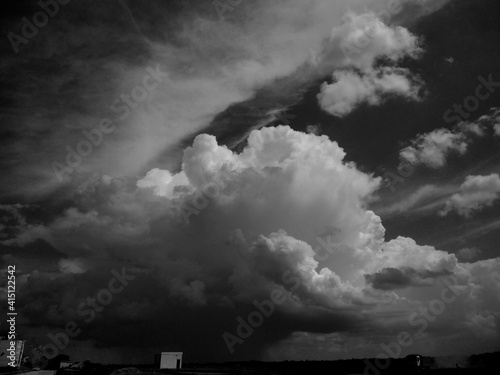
(155, 352, 183, 369)
(404, 354, 433, 370)
(405, 354, 421, 368)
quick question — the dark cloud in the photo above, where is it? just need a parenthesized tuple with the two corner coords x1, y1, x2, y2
(364, 266, 451, 290)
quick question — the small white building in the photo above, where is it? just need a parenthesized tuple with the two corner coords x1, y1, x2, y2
(155, 352, 182, 369)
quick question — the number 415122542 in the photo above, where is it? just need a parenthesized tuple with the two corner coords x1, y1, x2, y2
(7, 265, 15, 312)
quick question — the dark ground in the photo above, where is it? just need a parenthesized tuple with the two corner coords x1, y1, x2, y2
(43, 351, 500, 375)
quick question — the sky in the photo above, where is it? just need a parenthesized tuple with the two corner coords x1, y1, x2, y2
(0, 0, 500, 366)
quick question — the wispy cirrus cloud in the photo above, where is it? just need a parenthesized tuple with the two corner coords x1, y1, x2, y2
(375, 184, 455, 216)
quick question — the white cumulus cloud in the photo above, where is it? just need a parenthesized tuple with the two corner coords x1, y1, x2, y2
(439, 174, 500, 216)
(330, 12, 422, 70)
(318, 67, 421, 117)
(400, 110, 498, 168)
(399, 128, 468, 168)
(318, 13, 423, 117)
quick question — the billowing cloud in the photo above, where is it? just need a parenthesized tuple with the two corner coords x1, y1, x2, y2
(3, 126, 499, 362)
(439, 174, 500, 217)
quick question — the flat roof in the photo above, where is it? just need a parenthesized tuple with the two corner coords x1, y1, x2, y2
(158, 352, 183, 355)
